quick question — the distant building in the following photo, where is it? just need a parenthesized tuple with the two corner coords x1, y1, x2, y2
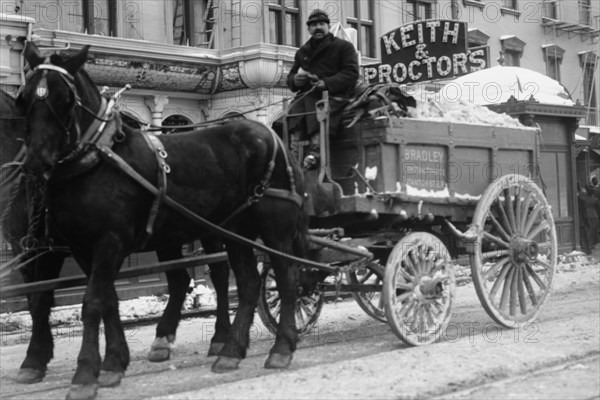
(1, 0, 598, 307)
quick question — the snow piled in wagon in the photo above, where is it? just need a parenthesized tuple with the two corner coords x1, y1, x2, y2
(406, 89, 525, 128)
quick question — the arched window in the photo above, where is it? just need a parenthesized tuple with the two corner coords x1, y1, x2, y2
(162, 114, 192, 134)
(120, 110, 144, 129)
(221, 112, 246, 121)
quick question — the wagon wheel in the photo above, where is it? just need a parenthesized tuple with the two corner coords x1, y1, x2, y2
(383, 232, 455, 346)
(256, 257, 324, 336)
(470, 174, 557, 328)
(346, 261, 387, 322)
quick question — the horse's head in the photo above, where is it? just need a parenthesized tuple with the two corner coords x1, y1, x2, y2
(18, 42, 91, 176)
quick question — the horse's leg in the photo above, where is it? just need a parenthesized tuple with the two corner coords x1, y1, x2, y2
(259, 202, 306, 370)
(68, 238, 128, 400)
(16, 252, 66, 383)
(263, 254, 299, 369)
(201, 237, 231, 356)
(148, 245, 190, 362)
(211, 241, 260, 373)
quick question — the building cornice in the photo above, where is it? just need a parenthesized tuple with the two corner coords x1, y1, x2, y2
(31, 29, 297, 94)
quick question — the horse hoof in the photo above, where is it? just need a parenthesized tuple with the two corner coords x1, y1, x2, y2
(207, 342, 225, 357)
(98, 370, 124, 387)
(16, 368, 45, 384)
(264, 353, 293, 369)
(66, 383, 98, 400)
(211, 356, 240, 373)
(148, 337, 172, 362)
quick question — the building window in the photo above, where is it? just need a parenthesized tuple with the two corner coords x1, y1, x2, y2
(62, 0, 117, 36)
(172, 0, 215, 47)
(467, 28, 490, 48)
(503, 0, 518, 10)
(543, 44, 564, 82)
(542, 0, 558, 19)
(405, 0, 436, 22)
(162, 114, 192, 134)
(579, 0, 592, 25)
(268, 0, 300, 47)
(344, 0, 375, 57)
(580, 51, 598, 125)
(500, 36, 526, 67)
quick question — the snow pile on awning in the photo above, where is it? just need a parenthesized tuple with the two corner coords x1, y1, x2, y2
(407, 89, 525, 127)
(444, 66, 574, 106)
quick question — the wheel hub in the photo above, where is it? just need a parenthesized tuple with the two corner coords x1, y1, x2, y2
(416, 276, 445, 300)
(510, 236, 539, 263)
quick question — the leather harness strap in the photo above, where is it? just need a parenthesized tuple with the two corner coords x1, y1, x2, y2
(140, 132, 170, 237)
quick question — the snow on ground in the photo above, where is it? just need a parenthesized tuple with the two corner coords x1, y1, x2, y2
(0, 252, 596, 333)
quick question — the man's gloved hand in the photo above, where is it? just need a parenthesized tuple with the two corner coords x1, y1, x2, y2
(314, 80, 327, 91)
(293, 74, 308, 87)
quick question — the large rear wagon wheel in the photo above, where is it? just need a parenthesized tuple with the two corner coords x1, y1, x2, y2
(470, 174, 557, 328)
(257, 258, 324, 336)
(383, 232, 456, 346)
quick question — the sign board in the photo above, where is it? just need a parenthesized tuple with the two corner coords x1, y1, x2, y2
(363, 20, 489, 85)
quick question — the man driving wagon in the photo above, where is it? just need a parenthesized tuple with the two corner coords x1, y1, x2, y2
(287, 9, 359, 170)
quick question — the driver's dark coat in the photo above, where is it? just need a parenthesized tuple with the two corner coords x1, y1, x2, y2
(286, 33, 359, 136)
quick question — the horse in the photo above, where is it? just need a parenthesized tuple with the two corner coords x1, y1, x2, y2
(1, 88, 71, 384)
(18, 42, 308, 400)
(1, 89, 231, 386)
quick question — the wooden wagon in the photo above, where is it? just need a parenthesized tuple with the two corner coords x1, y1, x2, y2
(257, 94, 556, 346)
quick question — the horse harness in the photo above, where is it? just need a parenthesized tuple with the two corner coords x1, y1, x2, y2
(25, 62, 304, 248)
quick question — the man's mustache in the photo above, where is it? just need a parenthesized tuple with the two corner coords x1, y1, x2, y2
(314, 29, 324, 34)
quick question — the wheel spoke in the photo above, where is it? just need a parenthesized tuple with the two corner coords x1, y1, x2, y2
(490, 262, 512, 298)
(517, 267, 528, 314)
(483, 231, 509, 249)
(401, 258, 417, 278)
(396, 282, 413, 291)
(536, 241, 553, 250)
(527, 221, 549, 240)
(521, 266, 538, 305)
(397, 298, 416, 320)
(397, 291, 413, 303)
(509, 265, 519, 316)
(504, 188, 517, 233)
(513, 186, 523, 232)
(531, 258, 552, 272)
(523, 203, 542, 237)
(409, 248, 421, 274)
(483, 256, 510, 280)
(525, 263, 547, 291)
(489, 213, 512, 243)
(494, 197, 514, 235)
(499, 266, 516, 311)
(519, 192, 534, 232)
(482, 249, 510, 260)
(398, 263, 415, 282)
(424, 304, 435, 326)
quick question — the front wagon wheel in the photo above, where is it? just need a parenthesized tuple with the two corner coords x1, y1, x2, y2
(383, 232, 456, 346)
(470, 174, 557, 328)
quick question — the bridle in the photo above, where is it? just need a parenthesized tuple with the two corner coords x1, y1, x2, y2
(22, 63, 109, 165)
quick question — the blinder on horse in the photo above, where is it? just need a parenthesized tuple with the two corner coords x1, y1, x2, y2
(21, 65, 82, 159)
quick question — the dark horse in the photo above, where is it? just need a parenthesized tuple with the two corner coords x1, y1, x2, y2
(19, 43, 308, 399)
(2, 88, 234, 385)
(1, 88, 70, 383)
(2, 88, 235, 385)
